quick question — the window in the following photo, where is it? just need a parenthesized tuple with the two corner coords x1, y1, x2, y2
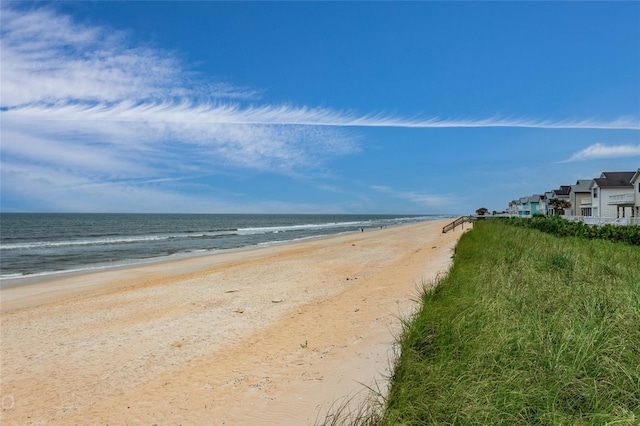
(593, 188, 598, 198)
(638, 182, 640, 193)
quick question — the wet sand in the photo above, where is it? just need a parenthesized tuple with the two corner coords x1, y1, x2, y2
(0, 219, 468, 424)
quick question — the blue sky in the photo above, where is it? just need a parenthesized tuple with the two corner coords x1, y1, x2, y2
(1, 1, 639, 214)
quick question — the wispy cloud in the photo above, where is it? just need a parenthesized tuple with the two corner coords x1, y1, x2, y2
(371, 185, 453, 208)
(561, 143, 640, 163)
(0, 5, 257, 106)
(6, 101, 640, 130)
(0, 4, 357, 180)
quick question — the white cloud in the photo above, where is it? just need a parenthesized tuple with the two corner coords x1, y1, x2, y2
(1, 6, 183, 105)
(371, 185, 453, 208)
(5, 100, 640, 131)
(0, 4, 356, 183)
(561, 143, 640, 162)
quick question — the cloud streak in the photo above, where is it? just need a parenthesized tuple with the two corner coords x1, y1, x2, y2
(5, 100, 640, 131)
(561, 143, 640, 162)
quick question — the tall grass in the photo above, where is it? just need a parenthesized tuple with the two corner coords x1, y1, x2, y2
(317, 390, 385, 426)
(323, 220, 640, 425)
(382, 220, 640, 425)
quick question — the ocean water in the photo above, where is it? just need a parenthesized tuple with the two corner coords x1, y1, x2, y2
(0, 213, 445, 281)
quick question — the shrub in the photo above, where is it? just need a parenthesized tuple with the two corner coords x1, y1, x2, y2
(504, 216, 639, 246)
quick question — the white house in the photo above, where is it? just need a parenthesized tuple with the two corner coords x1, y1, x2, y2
(630, 169, 640, 219)
(544, 191, 554, 215)
(589, 171, 635, 219)
(508, 200, 519, 215)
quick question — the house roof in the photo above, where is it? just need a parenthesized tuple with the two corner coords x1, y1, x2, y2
(552, 185, 571, 197)
(593, 171, 634, 188)
(530, 194, 543, 202)
(571, 179, 592, 193)
(630, 168, 640, 184)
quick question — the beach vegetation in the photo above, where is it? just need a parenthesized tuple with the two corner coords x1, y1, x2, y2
(382, 220, 640, 424)
(317, 389, 385, 426)
(506, 215, 640, 246)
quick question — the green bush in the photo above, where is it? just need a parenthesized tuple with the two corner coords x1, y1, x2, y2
(505, 216, 640, 246)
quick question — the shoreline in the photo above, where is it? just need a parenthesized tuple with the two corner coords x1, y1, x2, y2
(0, 222, 428, 313)
(1, 213, 443, 284)
(1, 219, 467, 424)
(0, 217, 446, 288)
(0, 231, 348, 289)
(0, 232, 352, 286)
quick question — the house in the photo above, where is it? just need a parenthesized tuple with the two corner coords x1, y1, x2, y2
(544, 191, 554, 215)
(630, 169, 640, 219)
(508, 200, 519, 216)
(519, 196, 530, 216)
(549, 185, 571, 215)
(529, 194, 546, 216)
(568, 179, 593, 217)
(588, 171, 635, 219)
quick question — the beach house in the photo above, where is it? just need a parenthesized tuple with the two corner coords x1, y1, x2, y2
(529, 194, 546, 216)
(569, 179, 593, 217)
(518, 196, 531, 216)
(548, 185, 571, 216)
(632, 169, 640, 220)
(508, 200, 519, 216)
(544, 191, 554, 215)
(588, 171, 635, 220)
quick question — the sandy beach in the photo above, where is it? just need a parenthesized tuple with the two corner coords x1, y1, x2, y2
(0, 219, 467, 425)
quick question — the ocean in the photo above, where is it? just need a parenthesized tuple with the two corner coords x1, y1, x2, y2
(0, 213, 446, 282)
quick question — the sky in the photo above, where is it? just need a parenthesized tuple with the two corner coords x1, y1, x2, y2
(1, 1, 639, 214)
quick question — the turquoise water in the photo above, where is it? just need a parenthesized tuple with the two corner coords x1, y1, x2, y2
(0, 213, 445, 280)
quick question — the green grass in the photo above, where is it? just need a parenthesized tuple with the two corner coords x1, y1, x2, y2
(319, 220, 640, 425)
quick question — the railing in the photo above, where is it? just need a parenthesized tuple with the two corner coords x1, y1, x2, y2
(564, 215, 583, 222)
(608, 194, 635, 205)
(565, 215, 639, 226)
(442, 214, 639, 231)
(626, 217, 640, 226)
(590, 217, 634, 226)
(442, 216, 471, 233)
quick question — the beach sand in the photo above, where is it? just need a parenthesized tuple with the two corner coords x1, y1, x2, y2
(0, 219, 468, 425)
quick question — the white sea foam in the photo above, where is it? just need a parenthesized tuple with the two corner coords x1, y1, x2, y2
(0, 231, 237, 250)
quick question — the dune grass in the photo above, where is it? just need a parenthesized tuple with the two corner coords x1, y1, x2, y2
(381, 220, 640, 425)
(320, 220, 640, 425)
